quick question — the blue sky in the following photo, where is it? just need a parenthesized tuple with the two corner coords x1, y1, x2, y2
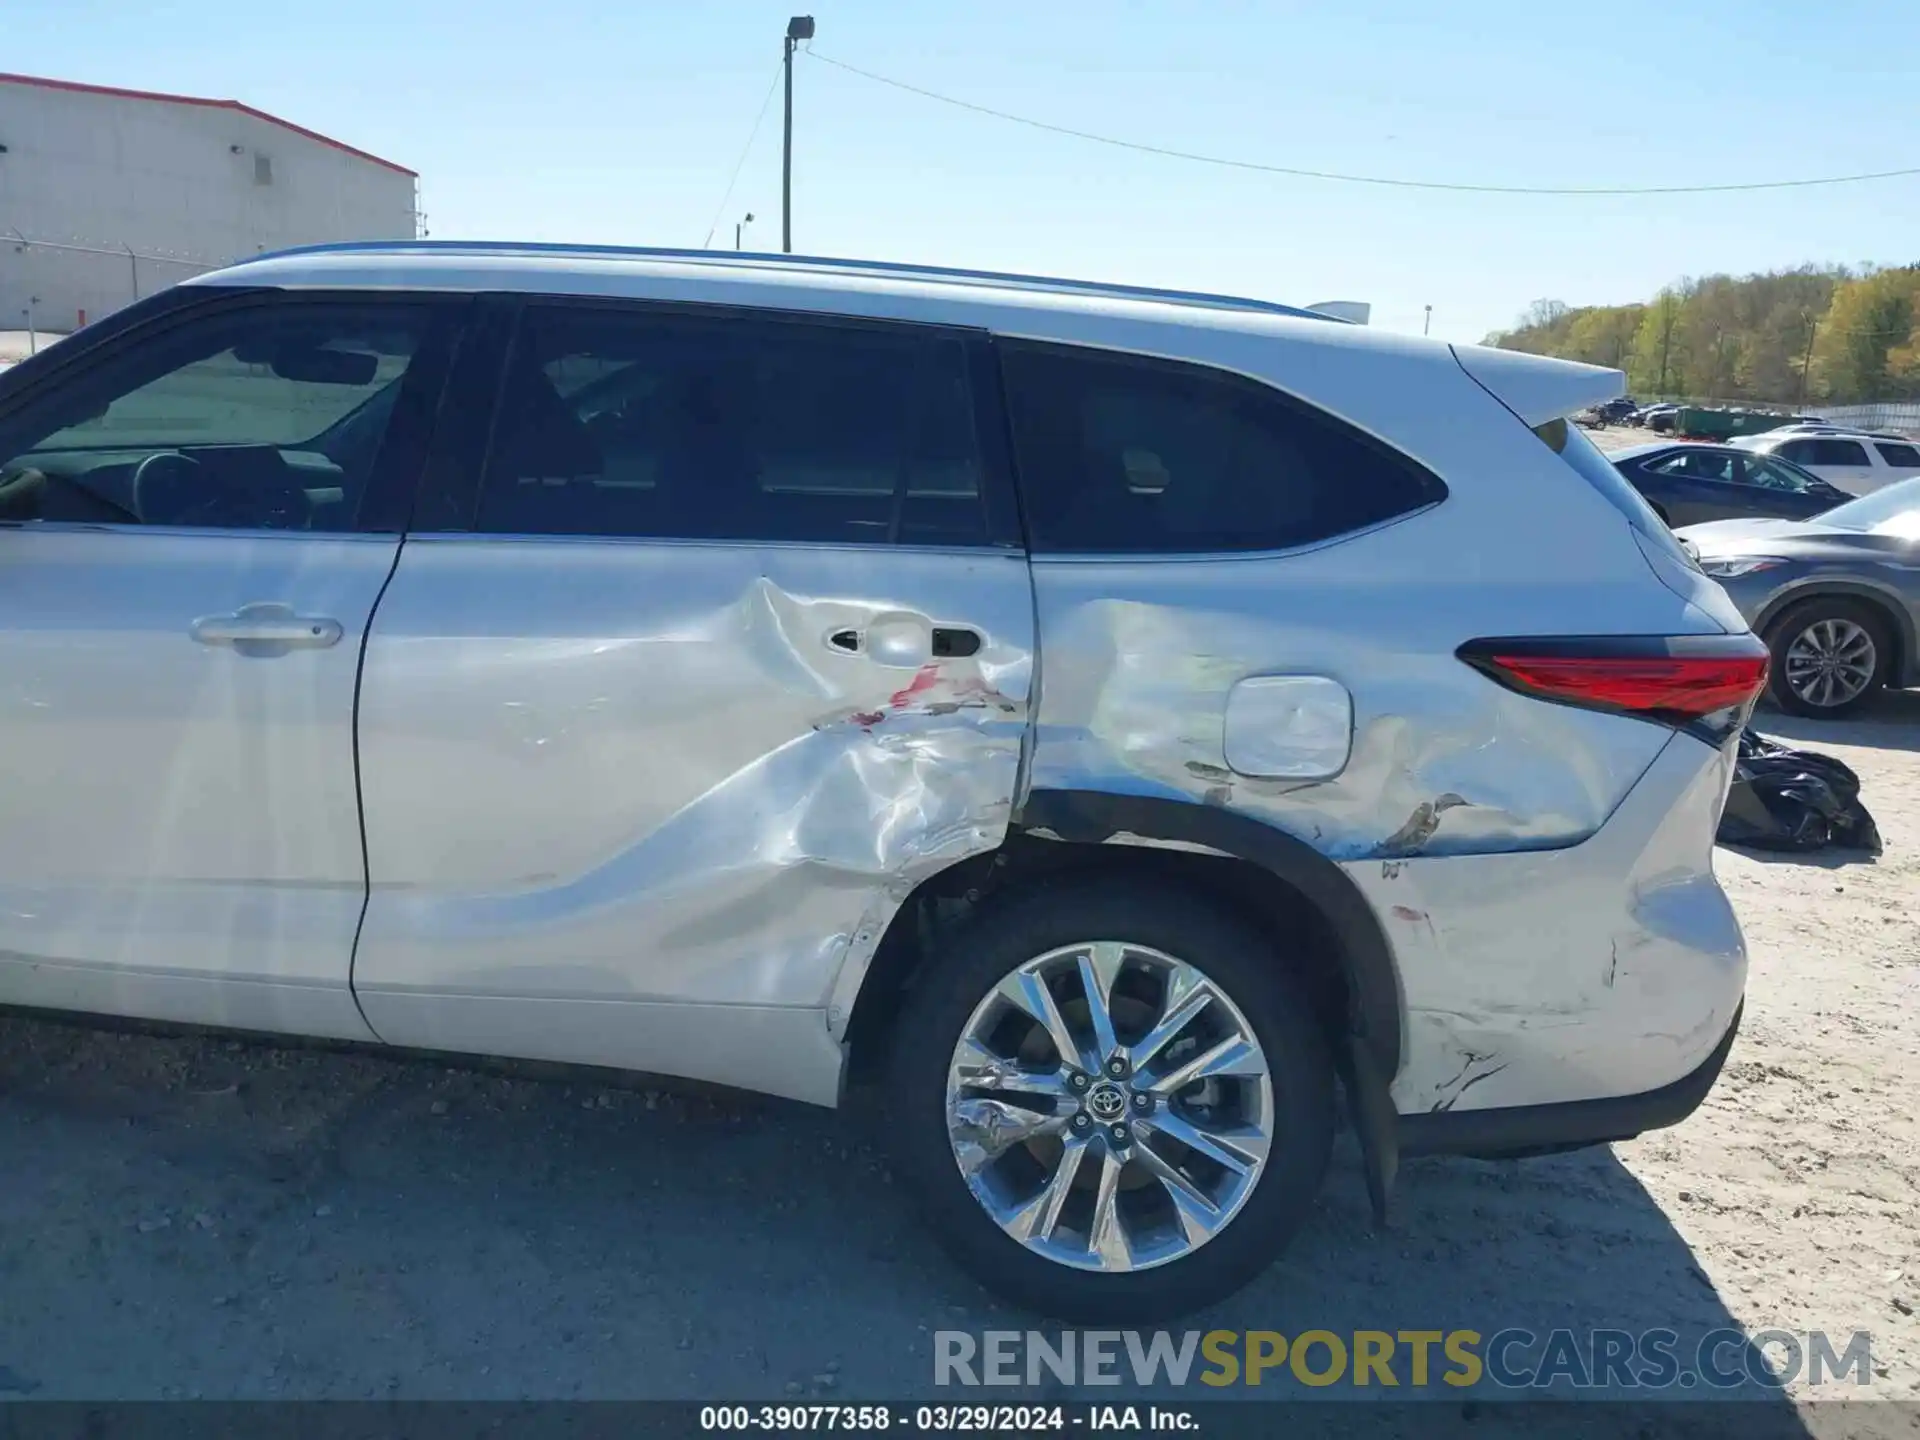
(8, 0, 1920, 342)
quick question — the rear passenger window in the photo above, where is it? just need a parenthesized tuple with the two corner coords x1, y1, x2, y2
(474, 305, 992, 546)
(1792, 439, 1870, 466)
(998, 341, 1443, 554)
(1875, 442, 1920, 467)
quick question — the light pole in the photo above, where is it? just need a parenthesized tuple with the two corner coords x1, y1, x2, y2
(736, 212, 755, 251)
(782, 15, 815, 253)
(1423, 305, 1433, 337)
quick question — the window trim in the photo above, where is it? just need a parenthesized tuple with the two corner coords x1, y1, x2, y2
(989, 336, 1449, 560)
(418, 293, 1024, 551)
(0, 285, 465, 537)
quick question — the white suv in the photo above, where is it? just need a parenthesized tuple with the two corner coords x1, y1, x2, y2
(1735, 429, 1920, 496)
(0, 244, 1765, 1319)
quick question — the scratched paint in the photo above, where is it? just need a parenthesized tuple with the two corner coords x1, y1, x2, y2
(1349, 735, 1747, 1115)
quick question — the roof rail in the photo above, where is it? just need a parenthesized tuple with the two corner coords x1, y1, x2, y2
(240, 239, 1340, 324)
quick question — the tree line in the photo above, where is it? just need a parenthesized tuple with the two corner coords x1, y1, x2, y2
(1483, 264, 1920, 406)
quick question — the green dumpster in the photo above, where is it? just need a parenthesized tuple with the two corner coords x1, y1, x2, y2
(1675, 408, 1793, 441)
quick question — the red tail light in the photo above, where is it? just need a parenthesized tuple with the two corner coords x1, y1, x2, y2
(1458, 635, 1769, 732)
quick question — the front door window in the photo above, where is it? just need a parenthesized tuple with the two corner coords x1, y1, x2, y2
(0, 301, 437, 531)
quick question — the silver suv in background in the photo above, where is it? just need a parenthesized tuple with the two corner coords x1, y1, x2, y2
(0, 244, 1766, 1319)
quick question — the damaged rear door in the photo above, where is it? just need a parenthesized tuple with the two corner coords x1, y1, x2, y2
(349, 297, 1033, 1104)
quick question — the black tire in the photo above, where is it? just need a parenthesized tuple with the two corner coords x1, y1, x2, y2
(883, 878, 1334, 1321)
(1763, 597, 1889, 719)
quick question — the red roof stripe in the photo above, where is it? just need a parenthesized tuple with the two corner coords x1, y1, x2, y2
(0, 72, 417, 178)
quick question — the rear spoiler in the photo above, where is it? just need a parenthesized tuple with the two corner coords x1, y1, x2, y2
(1450, 343, 1624, 427)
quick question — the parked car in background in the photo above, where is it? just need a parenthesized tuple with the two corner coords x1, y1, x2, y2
(1639, 404, 1681, 433)
(0, 240, 1765, 1320)
(1611, 442, 1849, 527)
(1590, 396, 1639, 425)
(1733, 430, 1920, 496)
(1682, 477, 1920, 717)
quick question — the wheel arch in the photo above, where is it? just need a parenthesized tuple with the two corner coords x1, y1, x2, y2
(842, 789, 1405, 1086)
(1756, 582, 1917, 688)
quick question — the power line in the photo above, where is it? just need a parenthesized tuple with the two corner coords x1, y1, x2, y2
(808, 51, 1920, 197)
(701, 61, 785, 248)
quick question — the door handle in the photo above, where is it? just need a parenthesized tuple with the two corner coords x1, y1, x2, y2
(191, 602, 343, 656)
(931, 626, 983, 658)
(823, 617, 985, 667)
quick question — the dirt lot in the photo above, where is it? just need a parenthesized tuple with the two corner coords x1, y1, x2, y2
(1, 698, 1916, 1420)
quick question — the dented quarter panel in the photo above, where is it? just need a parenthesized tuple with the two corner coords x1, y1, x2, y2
(1027, 546, 1676, 861)
(350, 536, 1032, 1104)
(1351, 733, 1747, 1114)
(1020, 328, 1734, 862)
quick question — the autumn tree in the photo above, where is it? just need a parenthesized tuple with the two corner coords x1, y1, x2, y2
(1812, 266, 1920, 402)
(1626, 287, 1689, 396)
(1488, 264, 1892, 404)
(1561, 305, 1644, 369)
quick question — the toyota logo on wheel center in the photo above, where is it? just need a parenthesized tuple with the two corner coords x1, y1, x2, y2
(1086, 1081, 1128, 1121)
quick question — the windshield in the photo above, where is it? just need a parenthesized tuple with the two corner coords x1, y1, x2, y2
(1742, 453, 1829, 494)
(1819, 477, 1920, 536)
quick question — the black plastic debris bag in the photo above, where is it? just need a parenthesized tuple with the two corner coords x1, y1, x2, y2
(1717, 728, 1883, 855)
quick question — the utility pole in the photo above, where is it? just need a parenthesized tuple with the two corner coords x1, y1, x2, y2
(1657, 300, 1675, 396)
(782, 16, 815, 253)
(1798, 312, 1820, 405)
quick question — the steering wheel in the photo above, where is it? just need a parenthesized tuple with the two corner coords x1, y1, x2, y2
(131, 450, 313, 530)
(131, 452, 205, 525)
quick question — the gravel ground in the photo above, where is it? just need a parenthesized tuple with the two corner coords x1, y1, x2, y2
(1587, 424, 1655, 453)
(1, 694, 1915, 1424)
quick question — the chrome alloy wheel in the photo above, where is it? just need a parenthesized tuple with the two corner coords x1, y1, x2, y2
(945, 941, 1274, 1273)
(1784, 617, 1877, 709)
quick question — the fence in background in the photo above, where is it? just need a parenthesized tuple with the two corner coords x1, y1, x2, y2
(2, 229, 224, 339)
(1622, 396, 1920, 438)
(1811, 402, 1920, 434)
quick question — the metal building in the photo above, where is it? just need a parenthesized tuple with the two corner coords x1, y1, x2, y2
(0, 72, 416, 335)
